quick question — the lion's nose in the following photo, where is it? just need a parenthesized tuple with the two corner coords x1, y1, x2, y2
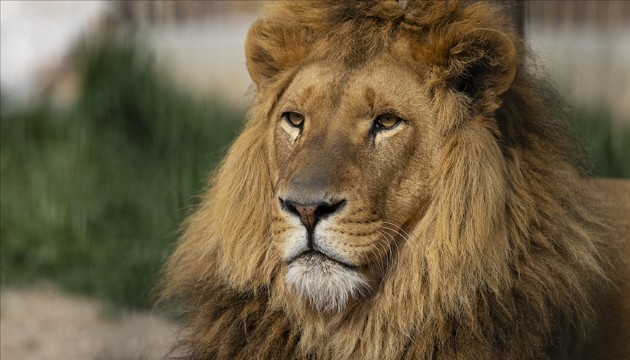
(279, 198, 345, 234)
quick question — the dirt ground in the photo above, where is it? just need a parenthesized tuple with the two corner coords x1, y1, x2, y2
(0, 285, 182, 360)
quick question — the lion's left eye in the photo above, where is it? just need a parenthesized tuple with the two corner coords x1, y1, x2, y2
(373, 113, 401, 131)
(283, 112, 305, 128)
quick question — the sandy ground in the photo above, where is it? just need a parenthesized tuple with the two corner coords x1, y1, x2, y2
(0, 286, 182, 360)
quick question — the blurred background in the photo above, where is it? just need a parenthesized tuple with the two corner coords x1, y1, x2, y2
(1, 1, 628, 359)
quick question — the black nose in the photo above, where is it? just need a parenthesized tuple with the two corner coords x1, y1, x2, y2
(279, 198, 345, 234)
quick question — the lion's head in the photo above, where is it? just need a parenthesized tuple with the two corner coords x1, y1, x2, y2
(249, 0, 520, 313)
(162, 1, 609, 358)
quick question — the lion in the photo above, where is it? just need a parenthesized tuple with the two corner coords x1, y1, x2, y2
(160, 1, 630, 359)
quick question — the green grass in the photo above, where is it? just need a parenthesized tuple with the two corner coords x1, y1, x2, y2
(0, 39, 243, 309)
(1, 38, 628, 310)
(570, 107, 630, 178)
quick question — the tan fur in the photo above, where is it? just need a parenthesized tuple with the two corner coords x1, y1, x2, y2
(160, 1, 630, 359)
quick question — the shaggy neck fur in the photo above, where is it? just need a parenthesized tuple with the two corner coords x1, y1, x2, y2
(160, 1, 608, 359)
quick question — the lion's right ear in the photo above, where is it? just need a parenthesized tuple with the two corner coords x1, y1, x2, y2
(245, 18, 313, 86)
(449, 28, 517, 97)
(423, 28, 518, 98)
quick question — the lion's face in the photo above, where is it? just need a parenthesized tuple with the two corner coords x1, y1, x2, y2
(269, 55, 437, 311)
(239, 1, 518, 314)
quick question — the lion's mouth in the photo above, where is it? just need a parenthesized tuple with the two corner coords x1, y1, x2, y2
(288, 250, 358, 271)
(285, 250, 369, 312)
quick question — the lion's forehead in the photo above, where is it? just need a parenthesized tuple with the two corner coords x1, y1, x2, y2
(283, 59, 430, 122)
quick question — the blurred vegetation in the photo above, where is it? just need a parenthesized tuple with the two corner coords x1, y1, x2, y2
(0, 38, 628, 310)
(0, 38, 243, 309)
(570, 107, 630, 178)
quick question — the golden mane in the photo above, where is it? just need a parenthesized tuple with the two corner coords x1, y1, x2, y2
(160, 1, 618, 359)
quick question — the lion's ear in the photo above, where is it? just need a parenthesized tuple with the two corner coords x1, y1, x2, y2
(245, 18, 312, 86)
(431, 28, 517, 98)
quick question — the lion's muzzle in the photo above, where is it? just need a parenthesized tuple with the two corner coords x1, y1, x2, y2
(279, 198, 345, 236)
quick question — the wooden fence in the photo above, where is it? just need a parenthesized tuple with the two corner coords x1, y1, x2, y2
(525, 1, 630, 29)
(113, 1, 263, 25)
(112, 1, 630, 30)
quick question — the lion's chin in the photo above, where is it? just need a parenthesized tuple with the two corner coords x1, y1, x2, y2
(285, 252, 369, 313)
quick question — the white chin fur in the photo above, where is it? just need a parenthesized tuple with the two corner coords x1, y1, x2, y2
(286, 254, 369, 312)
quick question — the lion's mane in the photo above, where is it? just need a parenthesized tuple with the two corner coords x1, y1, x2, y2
(160, 1, 611, 359)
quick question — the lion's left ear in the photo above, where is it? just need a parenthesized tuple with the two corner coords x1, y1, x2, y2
(430, 28, 517, 98)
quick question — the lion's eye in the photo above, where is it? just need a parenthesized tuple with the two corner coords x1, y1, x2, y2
(373, 113, 401, 131)
(283, 112, 305, 128)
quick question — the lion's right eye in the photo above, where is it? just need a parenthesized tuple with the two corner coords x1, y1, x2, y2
(373, 113, 402, 131)
(283, 112, 305, 128)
